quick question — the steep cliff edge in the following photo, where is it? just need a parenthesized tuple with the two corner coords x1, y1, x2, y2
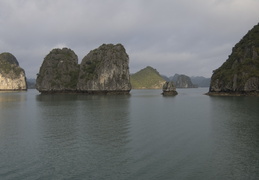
(0, 52, 27, 91)
(77, 44, 131, 94)
(208, 23, 259, 96)
(36, 48, 79, 93)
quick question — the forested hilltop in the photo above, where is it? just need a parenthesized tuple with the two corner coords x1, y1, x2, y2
(130, 66, 209, 89)
(130, 66, 165, 89)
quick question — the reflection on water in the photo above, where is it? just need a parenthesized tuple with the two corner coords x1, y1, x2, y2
(35, 93, 132, 179)
(0, 89, 259, 180)
(0, 91, 27, 108)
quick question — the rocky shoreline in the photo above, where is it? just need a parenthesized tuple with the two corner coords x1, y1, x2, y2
(205, 91, 259, 96)
(38, 90, 131, 95)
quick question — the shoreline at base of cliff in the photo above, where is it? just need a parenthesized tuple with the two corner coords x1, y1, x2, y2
(162, 92, 178, 96)
(205, 91, 259, 96)
(38, 90, 131, 95)
(0, 89, 27, 92)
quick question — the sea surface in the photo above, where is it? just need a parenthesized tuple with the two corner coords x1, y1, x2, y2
(0, 88, 258, 180)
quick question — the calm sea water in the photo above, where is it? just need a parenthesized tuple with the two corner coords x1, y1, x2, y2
(0, 88, 258, 180)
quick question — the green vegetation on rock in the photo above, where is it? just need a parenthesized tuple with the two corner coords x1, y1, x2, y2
(0, 53, 22, 77)
(209, 23, 259, 95)
(130, 66, 165, 89)
(79, 51, 102, 82)
(78, 43, 131, 92)
(0, 60, 23, 77)
(36, 48, 79, 92)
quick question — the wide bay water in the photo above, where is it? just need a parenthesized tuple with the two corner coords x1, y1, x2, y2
(0, 88, 258, 180)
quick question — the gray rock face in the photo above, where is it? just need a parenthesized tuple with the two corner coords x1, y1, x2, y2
(175, 74, 196, 88)
(0, 52, 27, 91)
(208, 23, 259, 96)
(162, 81, 178, 96)
(36, 44, 131, 94)
(36, 48, 79, 93)
(77, 44, 131, 94)
(244, 77, 259, 91)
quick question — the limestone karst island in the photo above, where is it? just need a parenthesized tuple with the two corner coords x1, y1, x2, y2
(0, 52, 27, 91)
(207, 23, 259, 96)
(1, 22, 259, 95)
(162, 81, 178, 96)
(36, 43, 131, 94)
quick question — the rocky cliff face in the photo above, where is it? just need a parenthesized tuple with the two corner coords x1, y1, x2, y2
(77, 44, 131, 93)
(174, 74, 196, 88)
(36, 48, 79, 93)
(0, 52, 27, 91)
(36, 44, 131, 94)
(208, 23, 259, 95)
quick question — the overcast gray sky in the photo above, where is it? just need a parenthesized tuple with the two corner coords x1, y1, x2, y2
(1, 0, 259, 78)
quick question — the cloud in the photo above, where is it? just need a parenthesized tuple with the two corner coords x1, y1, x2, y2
(1, 0, 259, 78)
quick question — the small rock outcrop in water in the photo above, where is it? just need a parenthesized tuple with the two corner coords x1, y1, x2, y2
(162, 81, 178, 96)
(36, 44, 131, 94)
(77, 44, 131, 94)
(0, 52, 27, 91)
(36, 48, 80, 93)
(208, 23, 259, 96)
